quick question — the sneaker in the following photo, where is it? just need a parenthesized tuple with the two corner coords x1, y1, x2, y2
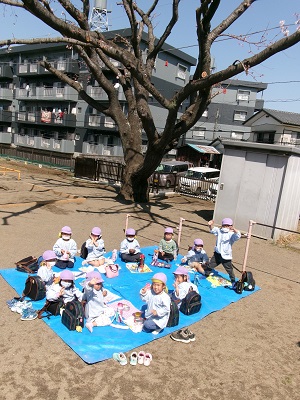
(130, 352, 138, 366)
(11, 301, 32, 314)
(112, 352, 127, 366)
(170, 329, 190, 343)
(6, 298, 20, 309)
(137, 351, 145, 364)
(184, 328, 195, 342)
(144, 353, 152, 367)
(20, 308, 38, 321)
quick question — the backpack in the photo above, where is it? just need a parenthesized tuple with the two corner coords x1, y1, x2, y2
(167, 299, 179, 327)
(180, 288, 202, 316)
(61, 300, 85, 331)
(37, 299, 64, 319)
(22, 275, 46, 301)
(242, 271, 255, 291)
(16, 256, 39, 273)
(80, 242, 88, 259)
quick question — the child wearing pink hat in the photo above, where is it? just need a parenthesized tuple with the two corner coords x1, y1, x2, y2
(171, 266, 199, 307)
(120, 228, 142, 262)
(83, 271, 114, 333)
(181, 238, 209, 275)
(37, 250, 57, 287)
(82, 227, 106, 267)
(53, 226, 77, 269)
(46, 269, 83, 305)
(140, 273, 171, 335)
(157, 227, 178, 261)
(208, 218, 241, 285)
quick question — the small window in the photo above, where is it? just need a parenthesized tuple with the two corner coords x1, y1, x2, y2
(104, 117, 115, 128)
(237, 90, 250, 102)
(177, 64, 187, 81)
(234, 111, 247, 121)
(77, 107, 82, 114)
(231, 131, 244, 140)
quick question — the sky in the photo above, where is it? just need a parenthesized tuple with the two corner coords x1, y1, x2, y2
(1, 0, 300, 113)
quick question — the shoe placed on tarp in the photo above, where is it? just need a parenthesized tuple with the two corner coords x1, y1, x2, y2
(170, 329, 190, 343)
(6, 298, 21, 309)
(20, 308, 38, 321)
(130, 352, 138, 366)
(112, 352, 127, 366)
(144, 353, 152, 367)
(11, 301, 32, 314)
(137, 351, 145, 364)
(184, 327, 195, 342)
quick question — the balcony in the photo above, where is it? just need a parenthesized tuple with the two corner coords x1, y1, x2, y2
(85, 114, 117, 130)
(87, 85, 126, 102)
(82, 142, 123, 156)
(16, 111, 76, 127)
(0, 65, 13, 79)
(15, 86, 78, 101)
(0, 88, 13, 101)
(17, 59, 79, 76)
(0, 110, 12, 123)
(14, 134, 75, 153)
(0, 131, 12, 144)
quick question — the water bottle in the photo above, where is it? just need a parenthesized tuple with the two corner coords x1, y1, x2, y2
(111, 249, 117, 263)
(194, 273, 201, 287)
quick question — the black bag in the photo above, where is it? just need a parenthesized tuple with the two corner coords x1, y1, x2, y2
(242, 271, 255, 291)
(38, 299, 64, 319)
(167, 299, 180, 327)
(80, 242, 88, 259)
(180, 289, 202, 316)
(23, 275, 46, 301)
(61, 300, 84, 331)
(234, 280, 244, 294)
(16, 256, 39, 273)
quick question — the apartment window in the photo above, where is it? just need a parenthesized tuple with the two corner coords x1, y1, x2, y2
(234, 110, 247, 121)
(231, 131, 244, 140)
(257, 132, 275, 144)
(104, 117, 115, 128)
(237, 89, 250, 102)
(177, 64, 187, 81)
(192, 127, 206, 139)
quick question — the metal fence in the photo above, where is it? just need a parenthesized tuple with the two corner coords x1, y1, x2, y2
(74, 157, 124, 182)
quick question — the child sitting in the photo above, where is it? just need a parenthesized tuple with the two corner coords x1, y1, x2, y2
(181, 238, 210, 275)
(83, 271, 115, 333)
(171, 266, 199, 308)
(140, 272, 170, 335)
(46, 270, 83, 304)
(158, 227, 177, 261)
(120, 228, 142, 262)
(53, 226, 77, 269)
(37, 250, 57, 287)
(82, 227, 106, 267)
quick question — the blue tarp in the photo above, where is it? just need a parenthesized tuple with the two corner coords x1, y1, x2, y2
(0, 246, 260, 364)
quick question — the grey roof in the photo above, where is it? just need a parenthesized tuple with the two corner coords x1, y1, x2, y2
(246, 108, 300, 126)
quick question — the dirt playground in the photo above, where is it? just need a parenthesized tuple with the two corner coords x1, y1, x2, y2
(0, 159, 299, 400)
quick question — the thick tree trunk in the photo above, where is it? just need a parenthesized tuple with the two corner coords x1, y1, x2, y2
(117, 165, 150, 203)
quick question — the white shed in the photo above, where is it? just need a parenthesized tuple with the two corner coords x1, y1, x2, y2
(213, 140, 300, 240)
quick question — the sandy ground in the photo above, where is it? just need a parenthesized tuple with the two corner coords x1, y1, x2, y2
(0, 159, 299, 400)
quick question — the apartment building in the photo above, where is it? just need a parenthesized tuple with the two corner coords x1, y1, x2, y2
(0, 29, 268, 160)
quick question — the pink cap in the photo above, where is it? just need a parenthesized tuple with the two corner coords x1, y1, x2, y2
(91, 227, 101, 236)
(42, 250, 57, 261)
(126, 228, 136, 236)
(60, 270, 74, 281)
(173, 266, 189, 276)
(86, 270, 104, 283)
(61, 226, 72, 234)
(164, 227, 173, 234)
(222, 218, 233, 226)
(151, 272, 167, 285)
(194, 238, 204, 246)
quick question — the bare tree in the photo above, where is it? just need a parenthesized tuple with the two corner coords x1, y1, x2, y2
(1, 0, 300, 202)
